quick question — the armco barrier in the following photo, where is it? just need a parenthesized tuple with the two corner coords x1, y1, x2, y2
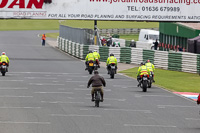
(57, 37, 200, 74)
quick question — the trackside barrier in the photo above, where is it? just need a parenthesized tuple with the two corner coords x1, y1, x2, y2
(109, 47, 120, 62)
(154, 51, 168, 70)
(131, 48, 143, 65)
(143, 50, 155, 64)
(182, 52, 197, 73)
(57, 37, 200, 74)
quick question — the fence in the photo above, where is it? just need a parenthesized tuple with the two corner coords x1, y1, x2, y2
(57, 36, 200, 74)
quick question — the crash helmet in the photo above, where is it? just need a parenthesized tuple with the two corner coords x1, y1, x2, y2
(110, 53, 114, 56)
(141, 62, 145, 65)
(94, 70, 99, 74)
(1, 52, 6, 55)
(89, 50, 93, 53)
(93, 50, 97, 52)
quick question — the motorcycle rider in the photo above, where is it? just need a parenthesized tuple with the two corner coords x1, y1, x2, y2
(85, 50, 95, 70)
(137, 62, 150, 87)
(145, 59, 155, 82)
(0, 52, 10, 72)
(87, 70, 106, 102)
(93, 50, 100, 68)
(106, 53, 118, 74)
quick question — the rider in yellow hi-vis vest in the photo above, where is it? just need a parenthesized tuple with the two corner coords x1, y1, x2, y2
(93, 50, 100, 68)
(106, 53, 117, 74)
(137, 62, 150, 87)
(85, 50, 95, 70)
(0, 52, 10, 72)
(145, 59, 155, 82)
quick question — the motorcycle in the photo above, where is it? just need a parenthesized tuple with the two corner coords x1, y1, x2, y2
(0, 62, 7, 76)
(139, 74, 149, 92)
(94, 88, 102, 107)
(148, 72, 154, 88)
(88, 60, 94, 74)
(109, 63, 116, 79)
(94, 59, 99, 70)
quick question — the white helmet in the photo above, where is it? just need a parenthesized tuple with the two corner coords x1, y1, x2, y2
(1, 52, 6, 55)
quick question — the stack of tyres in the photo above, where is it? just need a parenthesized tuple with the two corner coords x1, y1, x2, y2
(99, 47, 109, 62)
(66, 40, 69, 53)
(78, 44, 81, 59)
(82, 45, 89, 59)
(120, 47, 131, 64)
(74, 43, 77, 57)
(197, 55, 200, 74)
(168, 53, 182, 71)
(143, 49, 155, 64)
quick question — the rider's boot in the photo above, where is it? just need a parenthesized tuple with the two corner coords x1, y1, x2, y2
(100, 94, 104, 102)
(137, 81, 141, 87)
(91, 94, 94, 101)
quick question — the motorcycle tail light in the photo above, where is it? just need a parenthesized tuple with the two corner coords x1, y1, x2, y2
(2, 63, 6, 65)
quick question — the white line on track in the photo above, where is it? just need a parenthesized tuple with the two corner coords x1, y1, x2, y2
(41, 101, 84, 104)
(50, 114, 101, 117)
(74, 88, 90, 91)
(0, 87, 28, 90)
(0, 80, 24, 82)
(66, 81, 86, 83)
(0, 95, 33, 98)
(84, 97, 126, 101)
(124, 124, 176, 128)
(0, 107, 41, 109)
(29, 83, 65, 86)
(135, 94, 174, 98)
(185, 118, 200, 121)
(35, 92, 73, 94)
(10, 72, 84, 75)
(104, 109, 151, 113)
(24, 77, 57, 79)
(157, 105, 198, 108)
(0, 121, 51, 124)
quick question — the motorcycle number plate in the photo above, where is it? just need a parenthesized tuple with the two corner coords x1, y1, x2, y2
(89, 63, 93, 66)
(2, 66, 6, 69)
(111, 66, 115, 69)
(143, 77, 147, 80)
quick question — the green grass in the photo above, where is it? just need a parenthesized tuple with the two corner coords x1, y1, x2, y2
(45, 33, 59, 39)
(61, 20, 159, 29)
(119, 67, 200, 93)
(0, 20, 158, 31)
(119, 34, 139, 41)
(0, 19, 60, 31)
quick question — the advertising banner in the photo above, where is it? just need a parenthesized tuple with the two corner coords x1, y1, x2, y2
(0, 0, 200, 21)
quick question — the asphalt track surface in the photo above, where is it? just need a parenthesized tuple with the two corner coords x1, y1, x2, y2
(0, 30, 199, 133)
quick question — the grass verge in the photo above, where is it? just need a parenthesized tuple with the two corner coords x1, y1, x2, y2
(0, 19, 60, 31)
(119, 67, 200, 93)
(119, 34, 139, 41)
(45, 33, 59, 39)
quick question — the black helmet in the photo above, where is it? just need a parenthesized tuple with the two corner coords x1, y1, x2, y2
(89, 50, 93, 53)
(141, 62, 145, 65)
(110, 53, 114, 56)
(94, 70, 99, 74)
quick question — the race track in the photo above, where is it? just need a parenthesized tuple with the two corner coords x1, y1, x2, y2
(0, 30, 199, 133)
